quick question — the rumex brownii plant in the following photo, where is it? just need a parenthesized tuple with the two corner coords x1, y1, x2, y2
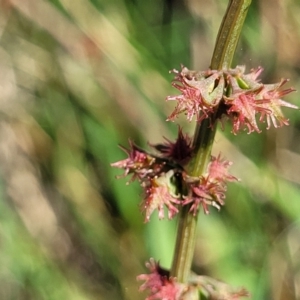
(111, 0, 298, 299)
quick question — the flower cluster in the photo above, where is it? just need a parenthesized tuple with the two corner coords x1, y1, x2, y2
(112, 62, 296, 300)
(137, 259, 249, 300)
(111, 129, 236, 221)
(167, 65, 297, 134)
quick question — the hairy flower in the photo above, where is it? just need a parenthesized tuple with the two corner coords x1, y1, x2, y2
(258, 79, 298, 129)
(142, 170, 181, 222)
(225, 92, 267, 134)
(225, 72, 297, 134)
(183, 155, 237, 215)
(137, 259, 166, 294)
(166, 66, 224, 122)
(110, 140, 158, 182)
(183, 177, 226, 215)
(137, 259, 184, 300)
(208, 154, 238, 183)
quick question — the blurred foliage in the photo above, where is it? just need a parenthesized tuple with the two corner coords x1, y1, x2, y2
(0, 0, 299, 299)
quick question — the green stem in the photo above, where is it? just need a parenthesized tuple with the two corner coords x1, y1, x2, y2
(170, 0, 252, 283)
(211, 0, 252, 70)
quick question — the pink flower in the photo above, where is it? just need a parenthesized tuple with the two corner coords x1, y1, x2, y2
(183, 155, 237, 215)
(183, 176, 226, 215)
(110, 140, 157, 182)
(166, 66, 224, 122)
(142, 171, 181, 222)
(208, 154, 238, 183)
(137, 259, 184, 300)
(258, 79, 298, 129)
(145, 280, 181, 300)
(225, 92, 269, 134)
(225, 74, 297, 134)
(137, 259, 164, 294)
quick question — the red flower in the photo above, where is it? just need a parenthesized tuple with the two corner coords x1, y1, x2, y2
(183, 176, 226, 215)
(258, 79, 298, 129)
(137, 259, 164, 294)
(208, 154, 238, 183)
(166, 66, 224, 122)
(144, 280, 182, 300)
(142, 171, 181, 222)
(183, 155, 237, 215)
(225, 75, 297, 134)
(225, 91, 269, 134)
(110, 140, 157, 182)
(137, 259, 184, 300)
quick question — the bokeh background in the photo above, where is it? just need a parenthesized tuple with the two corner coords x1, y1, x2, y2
(0, 0, 299, 299)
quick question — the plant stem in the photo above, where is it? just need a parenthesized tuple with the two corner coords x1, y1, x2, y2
(170, 0, 252, 283)
(211, 0, 252, 70)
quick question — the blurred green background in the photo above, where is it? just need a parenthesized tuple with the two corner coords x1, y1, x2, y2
(0, 0, 299, 299)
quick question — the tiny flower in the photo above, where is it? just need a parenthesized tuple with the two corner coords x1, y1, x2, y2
(225, 67, 297, 133)
(166, 66, 224, 122)
(111, 140, 158, 182)
(192, 275, 250, 300)
(208, 154, 238, 183)
(137, 259, 185, 300)
(225, 74, 297, 134)
(258, 79, 298, 129)
(142, 170, 181, 222)
(225, 92, 267, 134)
(183, 177, 226, 215)
(150, 127, 193, 165)
(145, 280, 182, 300)
(137, 259, 166, 294)
(183, 154, 237, 215)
